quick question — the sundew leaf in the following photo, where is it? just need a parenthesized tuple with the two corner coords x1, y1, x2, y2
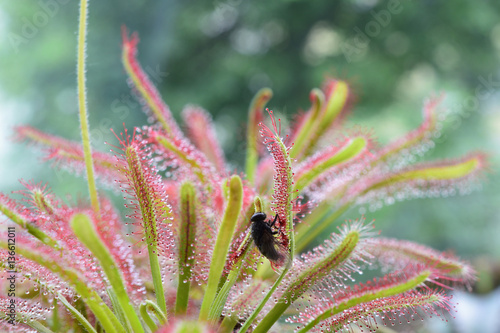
(316, 290, 452, 333)
(0, 193, 60, 251)
(376, 97, 444, 166)
(57, 293, 97, 333)
(246, 88, 273, 184)
(113, 129, 174, 314)
(366, 237, 476, 289)
(292, 79, 351, 159)
(295, 153, 487, 252)
(0, 243, 124, 333)
(345, 153, 487, 207)
(237, 110, 298, 332)
(145, 127, 217, 186)
(76, 0, 100, 215)
(291, 266, 435, 332)
(199, 175, 243, 321)
(294, 136, 369, 192)
(182, 106, 227, 172)
(122, 27, 182, 137)
(289, 88, 324, 159)
(15, 126, 123, 185)
(0, 296, 53, 332)
(175, 181, 198, 315)
(70, 213, 144, 333)
(259, 110, 295, 257)
(252, 221, 370, 333)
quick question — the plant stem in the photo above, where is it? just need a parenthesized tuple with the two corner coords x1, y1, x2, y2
(0, 202, 60, 250)
(71, 213, 144, 333)
(148, 243, 167, 316)
(57, 293, 98, 333)
(237, 265, 290, 333)
(208, 232, 253, 322)
(140, 300, 167, 332)
(199, 175, 243, 321)
(175, 182, 197, 315)
(77, 0, 99, 215)
(0, 242, 124, 333)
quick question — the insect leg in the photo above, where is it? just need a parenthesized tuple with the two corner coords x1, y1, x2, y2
(270, 214, 279, 227)
(270, 214, 279, 235)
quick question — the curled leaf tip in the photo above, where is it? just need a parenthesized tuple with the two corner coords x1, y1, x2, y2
(253, 196, 263, 213)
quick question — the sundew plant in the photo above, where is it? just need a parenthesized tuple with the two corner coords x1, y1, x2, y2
(0, 2, 487, 333)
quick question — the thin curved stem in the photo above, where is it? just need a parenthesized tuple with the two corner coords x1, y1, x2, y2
(77, 0, 100, 216)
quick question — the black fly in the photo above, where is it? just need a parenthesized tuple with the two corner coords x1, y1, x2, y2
(251, 212, 285, 264)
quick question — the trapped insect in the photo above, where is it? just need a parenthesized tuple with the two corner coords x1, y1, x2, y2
(250, 212, 286, 264)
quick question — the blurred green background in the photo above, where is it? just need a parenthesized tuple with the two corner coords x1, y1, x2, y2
(1, 1, 499, 331)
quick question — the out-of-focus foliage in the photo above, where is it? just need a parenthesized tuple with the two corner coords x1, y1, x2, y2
(0, 0, 499, 302)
